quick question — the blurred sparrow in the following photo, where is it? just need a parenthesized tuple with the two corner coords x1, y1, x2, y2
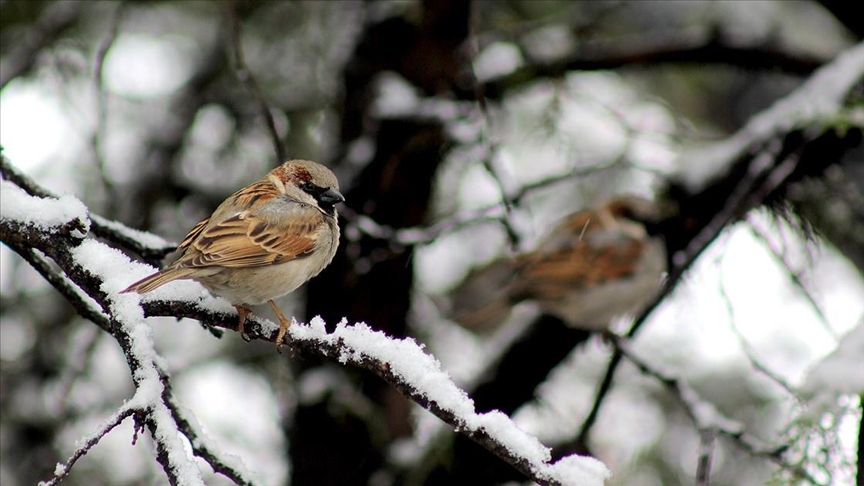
(452, 195, 667, 333)
(122, 159, 344, 348)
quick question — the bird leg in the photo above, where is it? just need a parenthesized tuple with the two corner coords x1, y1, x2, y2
(234, 305, 252, 338)
(267, 300, 292, 352)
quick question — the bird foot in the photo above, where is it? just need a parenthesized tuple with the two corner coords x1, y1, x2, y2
(235, 305, 253, 342)
(267, 300, 292, 353)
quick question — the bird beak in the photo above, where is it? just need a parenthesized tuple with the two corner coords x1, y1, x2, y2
(319, 188, 345, 205)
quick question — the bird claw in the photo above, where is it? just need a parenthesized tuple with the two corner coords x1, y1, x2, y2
(234, 305, 253, 341)
(274, 322, 289, 354)
(267, 300, 292, 354)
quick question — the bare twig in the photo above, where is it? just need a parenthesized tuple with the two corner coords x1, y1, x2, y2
(482, 24, 828, 99)
(745, 216, 836, 339)
(572, 132, 815, 453)
(39, 408, 136, 486)
(55, 326, 104, 415)
(0, 1, 84, 89)
(91, 1, 126, 213)
(613, 336, 819, 484)
(227, 1, 285, 163)
(458, 8, 521, 251)
(696, 429, 716, 486)
(716, 251, 796, 394)
(343, 159, 626, 247)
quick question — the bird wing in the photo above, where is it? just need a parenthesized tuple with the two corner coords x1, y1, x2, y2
(174, 199, 326, 269)
(178, 218, 210, 251)
(512, 211, 646, 300)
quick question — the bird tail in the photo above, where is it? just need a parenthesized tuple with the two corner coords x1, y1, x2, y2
(450, 258, 518, 333)
(121, 267, 196, 294)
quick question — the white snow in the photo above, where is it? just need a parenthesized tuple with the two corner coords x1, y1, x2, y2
(476, 410, 550, 464)
(91, 214, 173, 250)
(473, 42, 524, 82)
(800, 320, 864, 416)
(70, 238, 206, 485)
(544, 454, 613, 486)
(292, 318, 478, 419)
(0, 180, 90, 234)
(680, 41, 864, 190)
(290, 317, 610, 485)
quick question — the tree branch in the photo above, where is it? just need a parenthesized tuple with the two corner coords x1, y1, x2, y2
(0, 1, 84, 89)
(227, 0, 285, 164)
(1, 158, 607, 486)
(565, 42, 864, 456)
(482, 24, 831, 99)
(613, 336, 820, 484)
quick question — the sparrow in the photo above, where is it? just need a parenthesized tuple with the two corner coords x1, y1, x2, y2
(122, 159, 344, 349)
(451, 195, 667, 333)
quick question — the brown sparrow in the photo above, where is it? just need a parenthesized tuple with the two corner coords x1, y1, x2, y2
(122, 159, 344, 348)
(451, 196, 667, 333)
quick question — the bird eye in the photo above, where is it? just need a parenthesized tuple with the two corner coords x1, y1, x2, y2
(301, 182, 317, 193)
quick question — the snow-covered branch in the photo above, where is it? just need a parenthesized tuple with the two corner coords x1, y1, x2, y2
(38, 407, 136, 486)
(612, 336, 820, 484)
(1, 171, 251, 485)
(1, 159, 608, 486)
(571, 41, 864, 456)
(0, 156, 176, 263)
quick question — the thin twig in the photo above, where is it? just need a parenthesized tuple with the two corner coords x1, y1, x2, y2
(39, 408, 136, 486)
(613, 336, 820, 484)
(696, 429, 715, 486)
(716, 250, 796, 395)
(343, 159, 626, 247)
(745, 217, 836, 339)
(0, 1, 84, 89)
(227, 1, 285, 163)
(572, 135, 812, 452)
(55, 326, 104, 416)
(465, 6, 520, 251)
(91, 1, 126, 215)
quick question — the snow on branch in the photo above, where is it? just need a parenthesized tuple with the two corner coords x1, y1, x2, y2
(1, 167, 257, 486)
(0, 156, 176, 261)
(612, 336, 819, 484)
(38, 407, 136, 486)
(1, 159, 609, 485)
(800, 321, 864, 417)
(571, 41, 864, 456)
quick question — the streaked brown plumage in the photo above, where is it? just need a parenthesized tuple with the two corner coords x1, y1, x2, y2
(122, 159, 344, 349)
(452, 195, 667, 332)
